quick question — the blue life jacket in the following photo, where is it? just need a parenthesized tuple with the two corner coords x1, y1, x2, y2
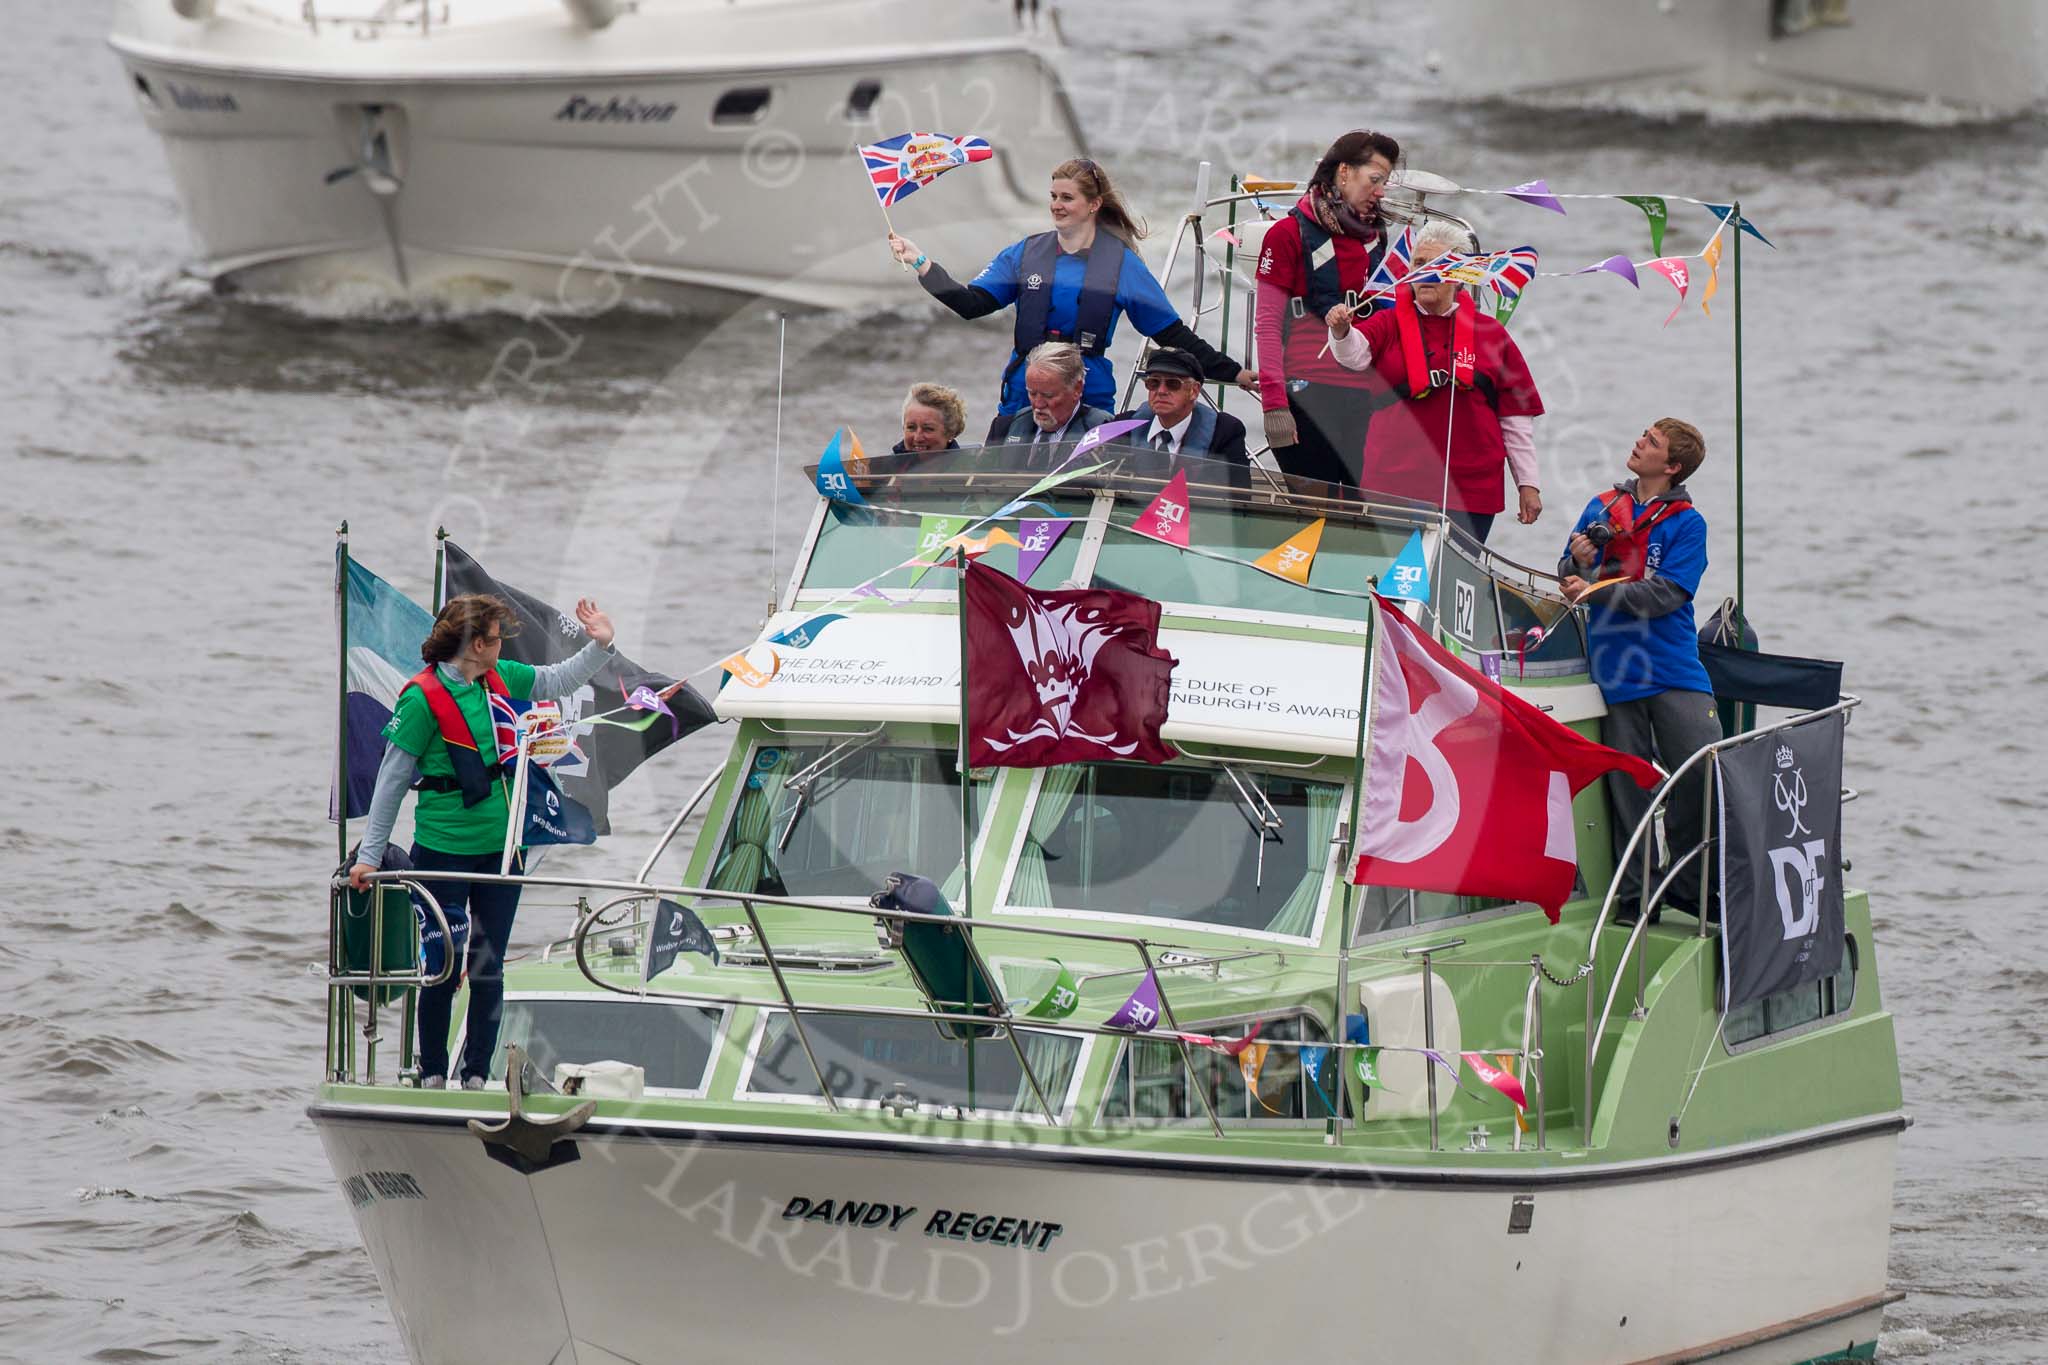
(1003, 231, 1123, 399)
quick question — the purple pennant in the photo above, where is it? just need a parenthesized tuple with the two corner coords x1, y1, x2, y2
(852, 582, 898, 604)
(1104, 969, 1161, 1031)
(623, 684, 679, 739)
(1013, 518, 1072, 584)
(1502, 178, 1567, 215)
(1073, 417, 1147, 458)
(1575, 253, 1640, 287)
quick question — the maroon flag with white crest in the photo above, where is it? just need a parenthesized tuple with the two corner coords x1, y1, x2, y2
(962, 560, 1177, 768)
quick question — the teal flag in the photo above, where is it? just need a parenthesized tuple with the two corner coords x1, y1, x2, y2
(1383, 528, 1430, 602)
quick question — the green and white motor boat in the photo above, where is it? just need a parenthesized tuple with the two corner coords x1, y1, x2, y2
(313, 187, 1904, 1365)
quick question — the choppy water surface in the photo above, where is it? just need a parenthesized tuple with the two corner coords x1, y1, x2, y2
(4, 3, 2045, 1361)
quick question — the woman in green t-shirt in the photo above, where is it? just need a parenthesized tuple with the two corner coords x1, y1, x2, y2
(349, 592, 618, 1090)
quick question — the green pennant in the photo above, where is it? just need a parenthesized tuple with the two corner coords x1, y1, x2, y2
(1355, 1046, 1386, 1088)
(1619, 195, 1668, 257)
(1021, 460, 1109, 500)
(1024, 960, 1080, 1020)
(1494, 289, 1524, 325)
(906, 514, 970, 587)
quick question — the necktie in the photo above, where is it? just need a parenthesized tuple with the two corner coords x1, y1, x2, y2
(1152, 430, 1174, 453)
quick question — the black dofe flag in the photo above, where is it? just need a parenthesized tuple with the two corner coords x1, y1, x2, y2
(645, 898, 720, 982)
(1716, 713, 1847, 1010)
(442, 542, 715, 835)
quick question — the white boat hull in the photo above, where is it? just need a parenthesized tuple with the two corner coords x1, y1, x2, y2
(109, 2, 1083, 309)
(1428, 0, 2046, 117)
(314, 1106, 1900, 1365)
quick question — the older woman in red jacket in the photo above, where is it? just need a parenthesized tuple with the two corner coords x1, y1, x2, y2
(1326, 222, 1545, 543)
(1253, 129, 1402, 490)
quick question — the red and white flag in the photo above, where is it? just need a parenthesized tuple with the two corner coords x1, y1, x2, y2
(963, 560, 1177, 768)
(1351, 595, 1660, 920)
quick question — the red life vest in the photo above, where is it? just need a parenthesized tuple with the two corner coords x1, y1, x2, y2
(1393, 284, 1476, 399)
(1594, 488, 1693, 581)
(404, 665, 511, 808)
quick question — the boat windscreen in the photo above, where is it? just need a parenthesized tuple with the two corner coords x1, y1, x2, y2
(1003, 762, 1342, 938)
(706, 743, 984, 901)
(746, 1009, 1081, 1119)
(803, 490, 1093, 593)
(1092, 508, 1411, 620)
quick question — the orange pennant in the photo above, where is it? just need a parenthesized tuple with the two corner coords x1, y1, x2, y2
(944, 526, 1022, 559)
(719, 645, 782, 689)
(1251, 518, 1325, 585)
(1699, 232, 1723, 317)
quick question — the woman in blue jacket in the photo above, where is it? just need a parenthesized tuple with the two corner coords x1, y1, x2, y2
(890, 158, 1255, 443)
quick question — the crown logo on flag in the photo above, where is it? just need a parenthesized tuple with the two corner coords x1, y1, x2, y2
(1775, 743, 1796, 770)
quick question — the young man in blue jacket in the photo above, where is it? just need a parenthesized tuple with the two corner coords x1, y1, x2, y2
(1560, 418, 1722, 921)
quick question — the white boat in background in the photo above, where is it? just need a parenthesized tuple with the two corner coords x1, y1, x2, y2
(1427, 0, 2047, 119)
(107, 0, 1085, 309)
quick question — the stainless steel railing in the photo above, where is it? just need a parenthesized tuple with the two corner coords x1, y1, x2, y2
(337, 867, 1545, 1144)
(326, 877, 456, 1086)
(1580, 694, 1861, 1145)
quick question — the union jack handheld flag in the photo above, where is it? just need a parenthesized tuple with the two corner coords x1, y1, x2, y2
(859, 132, 994, 207)
(1362, 224, 1414, 294)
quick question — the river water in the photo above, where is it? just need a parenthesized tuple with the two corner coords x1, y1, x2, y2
(4, 3, 2045, 1361)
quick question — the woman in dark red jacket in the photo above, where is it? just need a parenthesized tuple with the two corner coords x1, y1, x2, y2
(1253, 129, 1401, 489)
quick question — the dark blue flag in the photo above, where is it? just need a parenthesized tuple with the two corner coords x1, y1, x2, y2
(522, 765, 597, 848)
(442, 542, 715, 836)
(645, 898, 719, 981)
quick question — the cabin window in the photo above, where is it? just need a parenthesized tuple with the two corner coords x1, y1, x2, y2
(707, 742, 986, 901)
(845, 79, 883, 119)
(1001, 762, 1342, 939)
(803, 489, 1092, 594)
(712, 87, 773, 124)
(745, 1010, 1083, 1119)
(1725, 935, 1857, 1049)
(1496, 583, 1587, 680)
(1092, 503, 1413, 621)
(1099, 1014, 1346, 1124)
(1352, 884, 1525, 937)
(487, 997, 725, 1094)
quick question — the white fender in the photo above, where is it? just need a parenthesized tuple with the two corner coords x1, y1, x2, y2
(562, 0, 621, 29)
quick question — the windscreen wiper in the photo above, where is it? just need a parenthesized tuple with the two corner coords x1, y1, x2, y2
(775, 734, 884, 852)
(1219, 763, 1284, 889)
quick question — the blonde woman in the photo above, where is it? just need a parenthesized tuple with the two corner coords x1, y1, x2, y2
(890, 157, 1254, 442)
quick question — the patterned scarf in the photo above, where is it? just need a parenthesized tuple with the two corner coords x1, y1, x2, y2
(1311, 181, 1383, 247)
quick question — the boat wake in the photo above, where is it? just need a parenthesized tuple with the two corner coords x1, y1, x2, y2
(1474, 84, 2043, 128)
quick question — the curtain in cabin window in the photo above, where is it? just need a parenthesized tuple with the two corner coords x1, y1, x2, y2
(710, 750, 792, 893)
(1263, 781, 1341, 938)
(1009, 1031, 1078, 1115)
(1006, 765, 1087, 907)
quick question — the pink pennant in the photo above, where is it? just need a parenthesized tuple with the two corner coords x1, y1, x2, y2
(1014, 518, 1072, 584)
(1645, 257, 1690, 327)
(1574, 254, 1640, 287)
(1133, 469, 1193, 548)
(1216, 1020, 1264, 1058)
(1462, 1051, 1528, 1110)
(1502, 179, 1566, 215)
(1209, 226, 1243, 248)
